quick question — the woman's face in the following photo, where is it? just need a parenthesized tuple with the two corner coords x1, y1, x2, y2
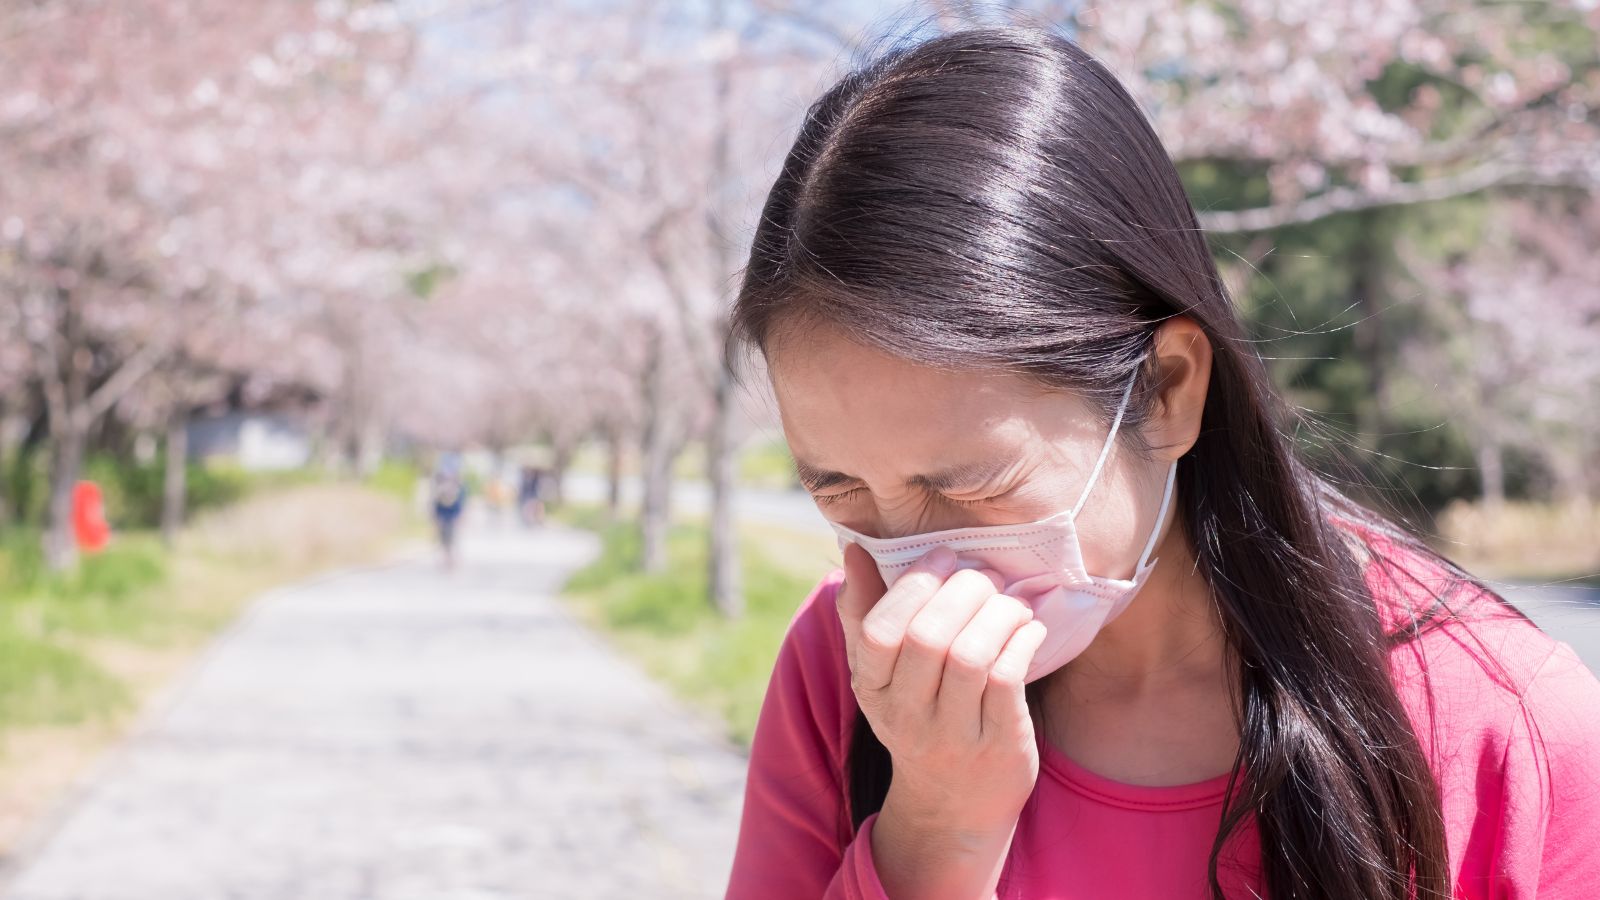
(768, 321, 1194, 581)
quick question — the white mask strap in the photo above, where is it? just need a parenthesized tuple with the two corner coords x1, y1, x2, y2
(1069, 370, 1139, 520)
(1135, 459, 1177, 571)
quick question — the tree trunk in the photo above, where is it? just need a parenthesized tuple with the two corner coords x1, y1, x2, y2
(704, 2, 743, 618)
(548, 437, 574, 509)
(1546, 439, 1594, 511)
(1477, 439, 1506, 515)
(43, 287, 91, 571)
(1351, 210, 1387, 450)
(356, 416, 384, 478)
(604, 423, 624, 522)
(162, 410, 189, 547)
(639, 326, 673, 573)
(32, 281, 169, 567)
(707, 336, 743, 618)
(44, 422, 86, 571)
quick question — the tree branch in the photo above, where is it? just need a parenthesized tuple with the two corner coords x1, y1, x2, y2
(1198, 163, 1596, 234)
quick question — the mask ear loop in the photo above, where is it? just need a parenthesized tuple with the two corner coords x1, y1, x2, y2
(1135, 460, 1178, 571)
(1069, 370, 1139, 520)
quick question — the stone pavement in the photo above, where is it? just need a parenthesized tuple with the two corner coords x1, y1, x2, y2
(0, 524, 748, 900)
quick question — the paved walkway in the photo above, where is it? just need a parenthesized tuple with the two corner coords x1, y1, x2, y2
(1, 525, 747, 900)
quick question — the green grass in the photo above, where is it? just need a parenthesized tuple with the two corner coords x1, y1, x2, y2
(0, 482, 416, 736)
(0, 631, 130, 727)
(364, 458, 422, 501)
(0, 530, 172, 728)
(559, 507, 832, 746)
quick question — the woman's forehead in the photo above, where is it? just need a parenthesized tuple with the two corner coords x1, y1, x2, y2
(767, 327, 1099, 472)
(773, 327, 1018, 417)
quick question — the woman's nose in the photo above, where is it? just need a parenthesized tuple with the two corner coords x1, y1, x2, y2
(866, 503, 979, 540)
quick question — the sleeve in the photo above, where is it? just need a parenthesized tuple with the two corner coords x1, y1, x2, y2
(724, 570, 893, 900)
(1496, 641, 1600, 898)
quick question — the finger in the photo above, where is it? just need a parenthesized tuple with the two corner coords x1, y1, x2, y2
(849, 545, 959, 691)
(981, 619, 1048, 736)
(893, 567, 1008, 704)
(936, 593, 1034, 730)
(838, 538, 889, 643)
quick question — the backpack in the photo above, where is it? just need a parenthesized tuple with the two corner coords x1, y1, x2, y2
(432, 472, 465, 511)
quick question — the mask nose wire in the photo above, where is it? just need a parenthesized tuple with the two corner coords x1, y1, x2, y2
(1068, 370, 1139, 521)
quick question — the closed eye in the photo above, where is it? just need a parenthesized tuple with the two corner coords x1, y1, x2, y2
(819, 483, 1017, 506)
(941, 495, 990, 508)
(814, 487, 1011, 509)
(940, 483, 1016, 509)
(813, 487, 866, 507)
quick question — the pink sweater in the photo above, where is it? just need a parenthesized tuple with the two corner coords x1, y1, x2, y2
(725, 527, 1600, 898)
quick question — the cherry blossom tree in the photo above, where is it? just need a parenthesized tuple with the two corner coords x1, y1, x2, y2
(0, 0, 414, 567)
(6, 0, 1593, 582)
(1397, 194, 1600, 509)
(1030, 0, 1600, 230)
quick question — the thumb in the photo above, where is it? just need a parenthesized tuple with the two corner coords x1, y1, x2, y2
(836, 541, 887, 629)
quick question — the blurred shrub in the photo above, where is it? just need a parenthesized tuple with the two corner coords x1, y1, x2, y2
(365, 458, 422, 501)
(4, 454, 339, 533)
(82, 455, 252, 529)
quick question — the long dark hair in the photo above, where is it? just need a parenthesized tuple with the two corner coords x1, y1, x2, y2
(728, 25, 1518, 900)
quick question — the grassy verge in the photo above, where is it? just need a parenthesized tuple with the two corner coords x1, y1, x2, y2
(1434, 499, 1600, 586)
(0, 481, 423, 854)
(555, 505, 837, 747)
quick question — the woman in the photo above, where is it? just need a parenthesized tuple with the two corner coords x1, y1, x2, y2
(723, 25, 1600, 900)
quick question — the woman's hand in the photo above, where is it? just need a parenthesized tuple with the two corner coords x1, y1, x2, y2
(836, 541, 1048, 900)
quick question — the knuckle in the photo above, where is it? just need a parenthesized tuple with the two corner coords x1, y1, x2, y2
(859, 621, 900, 655)
(980, 592, 1017, 618)
(944, 642, 989, 678)
(902, 621, 945, 656)
(849, 671, 877, 698)
(987, 664, 1024, 692)
(890, 568, 943, 599)
(946, 567, 994, 594)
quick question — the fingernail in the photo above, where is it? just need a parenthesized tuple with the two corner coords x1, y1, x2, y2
(924, 545, 956, 573)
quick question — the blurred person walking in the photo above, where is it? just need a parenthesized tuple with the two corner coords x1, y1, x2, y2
(518, 465, 546, 528)
(430, 452, 468, 570)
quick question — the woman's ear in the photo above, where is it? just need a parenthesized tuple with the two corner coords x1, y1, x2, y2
(1146, 316, 1212, 460)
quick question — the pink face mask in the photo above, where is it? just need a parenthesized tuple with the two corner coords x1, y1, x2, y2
(829, 370, 1177, 683)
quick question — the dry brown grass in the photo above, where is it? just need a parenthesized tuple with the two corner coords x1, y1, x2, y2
(1434, 499, 1600, 583)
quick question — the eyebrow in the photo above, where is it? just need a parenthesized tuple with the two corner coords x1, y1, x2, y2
(793, 453, 1021, 494)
